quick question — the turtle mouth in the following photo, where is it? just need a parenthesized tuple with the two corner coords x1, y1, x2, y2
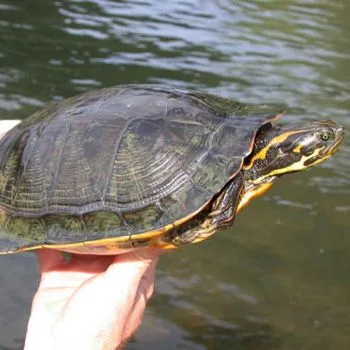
(327, 126, 344, 155)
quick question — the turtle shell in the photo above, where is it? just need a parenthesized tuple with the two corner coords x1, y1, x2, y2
(0, 85, 282, 254)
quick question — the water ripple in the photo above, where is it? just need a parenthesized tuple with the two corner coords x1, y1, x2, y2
(0, 1, 350, 348)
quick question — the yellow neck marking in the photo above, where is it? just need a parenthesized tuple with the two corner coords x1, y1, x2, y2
(251, 146, 326, 184)
(244, 130, 304, 170)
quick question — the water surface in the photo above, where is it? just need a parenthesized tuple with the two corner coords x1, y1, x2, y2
(0, 0, 349, 349)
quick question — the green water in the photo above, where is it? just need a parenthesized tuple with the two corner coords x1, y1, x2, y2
(0, 0, 349, 349)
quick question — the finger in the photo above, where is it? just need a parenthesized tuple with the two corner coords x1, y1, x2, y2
(140, 258, 157, 300)
(121, 287, 148, 342)
(36, 249, 67, 272)
(51, 254, 160, 348)
(128, 247, 164, 261)
(119, 256, 158, 341)
(36, 249, 115, 290)
(105, 248, 161, 294)
(91, 248, 160, 330)
(35, 249, 161, 350)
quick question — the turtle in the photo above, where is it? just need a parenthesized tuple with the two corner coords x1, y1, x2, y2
(0, 85, 344, 255)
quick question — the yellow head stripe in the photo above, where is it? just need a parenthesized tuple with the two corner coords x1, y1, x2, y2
(244, 130, 305, 170)
(251, 146, 326, 184)
(293, 144, 303, 153)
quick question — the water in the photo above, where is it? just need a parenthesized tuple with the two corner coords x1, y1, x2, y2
(0, 0, 349, 349)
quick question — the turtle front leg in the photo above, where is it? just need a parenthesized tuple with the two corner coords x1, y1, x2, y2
(158, 173, 244, 248)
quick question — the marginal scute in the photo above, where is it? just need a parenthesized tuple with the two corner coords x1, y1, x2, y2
(44, 215, 87, 244)
(0, 85, 281, 252)
(83, 211, 123, 237)
(122, 204, 165, 233)
(6, 216, 46, 242)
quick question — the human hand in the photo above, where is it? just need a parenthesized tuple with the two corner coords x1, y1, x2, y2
(24, 248, 161, 350)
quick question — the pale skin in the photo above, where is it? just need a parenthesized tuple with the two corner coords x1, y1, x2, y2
(24, 248, 162, 350)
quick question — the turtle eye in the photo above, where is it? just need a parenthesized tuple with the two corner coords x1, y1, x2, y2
(317, 130, 334, 142)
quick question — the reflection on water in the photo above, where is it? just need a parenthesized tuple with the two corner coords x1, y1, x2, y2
(0, 0, 349, 349)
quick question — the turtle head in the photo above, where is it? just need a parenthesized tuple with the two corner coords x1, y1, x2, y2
(244, 120, 344, 184)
